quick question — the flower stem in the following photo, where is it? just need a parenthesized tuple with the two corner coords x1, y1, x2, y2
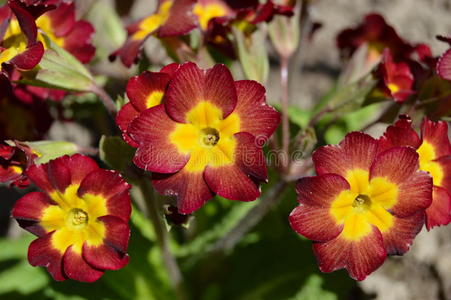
(91, 84, 117, 117)
(280, 55, 291, 172)
(138, 180, 187, 300)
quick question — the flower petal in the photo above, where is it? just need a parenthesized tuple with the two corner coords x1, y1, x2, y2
(12, 191, 53, 236)
(313, 132, 378, 177)
(157, 0, 197, 37)
(420, 118, 451, 158)
(83, 216, 130, 270)
(116, 102, 140, 147)
(63, 245, 104, 282)
(234, 132, 267, 182)
(165, 63, 237, 123)
(128, 105, 190, 173)
(204, 164, 260, 202)
(437, 48, 451, 81)
(28, 232, 66, 281)
(232, 80, 280, 139)
(152, 170, 214, 215)
(126, 71, 171, 112)
(395, 171, 432, 217)
(378, 116, 421, 153)
(62, 20, 96, 63)
(78, 169, 131, 222)
(425, 186, 451, 230)
(382, 212, 424, 255)
(313, 226, 387, 281)
(370, 147, 420, 184)
(10, 42, 44, 70)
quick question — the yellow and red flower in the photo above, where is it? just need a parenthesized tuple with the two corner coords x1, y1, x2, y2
(111, 0, 197, 67)
(337, 13, 414, 65)
(0, 1, 45, 73)
(379, 116, 451, 230)
(116, 63, 180, 147)
(12, 154, 131, 282)
(375, 49, 414, 102)
(0, 141, 37, 187)
(289, 132, 432, 280)
(35, 2, 95, 63)
(126, 62, 280, 214)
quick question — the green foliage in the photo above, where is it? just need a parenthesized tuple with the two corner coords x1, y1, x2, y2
(22, 141, 78, 164)
(21, 36, 95, 92)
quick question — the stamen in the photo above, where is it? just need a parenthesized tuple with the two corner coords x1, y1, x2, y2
(201, 127, 220, 146)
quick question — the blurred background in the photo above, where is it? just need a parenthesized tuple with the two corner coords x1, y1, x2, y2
(1, 0, 450, 299)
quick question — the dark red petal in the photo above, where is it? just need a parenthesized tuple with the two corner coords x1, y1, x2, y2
(370, 147, 419, 184)
(425, 186, 451, 230)
(152, 170, 214, 215)
(289, 205, 343, 243)
(128, 105, 190, 173)
(382, 212, 424, 255)
(394, 171, 432, 217)
(126, 71, 171, 112)
(378, 116, 421, 153)
(313, 227, 387, 281)
(26, 163, 53, 193)
(204, 164, 260, 202)
(10, 42, 44, 70)
(233, 80, 280, 139)
(420, 118, 451, 158)
(83, 216, 130, 270)
(165, 63, 237, 123)
(63, 246, 104, 282)
(9, 0, 38, 44)
(111, 38, 143, 68)
(78, 169, 131, 221)
(313, 132, 378, 177)
(295, 173, 350, 206)
(116, 102, 140, 147)
(157, 0, 197, 37)
(62, 20, 96, 64)
(234, 132, 267, 182)
(160, 62, 181, 76)
(47, 155, 72, 192)
(12, 191, 53, 236)
(28, 232, 66, 281)
(44, 2, 76, 37)
(437, 48, 451, 81)
(64, 154, 99, 185)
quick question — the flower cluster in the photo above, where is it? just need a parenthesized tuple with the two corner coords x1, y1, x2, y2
(111, 0, 293, 67)
(12, 154, 131, 282)
(117, 62, 280, 214)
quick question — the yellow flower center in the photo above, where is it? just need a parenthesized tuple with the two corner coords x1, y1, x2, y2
(417, 141, 444, 186)
(170, 101, 240, 173)
(330, 169, 397, 241)
(132, 1, 173, 40)
(36, 15, 65, 48)
(40, 185, 108, 254)
(0, 19, 27, 65)
(193, 2, 228, 30)
(387, 83, 400, 94)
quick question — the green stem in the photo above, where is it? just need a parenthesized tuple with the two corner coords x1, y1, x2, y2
(137, 180, 187, 300)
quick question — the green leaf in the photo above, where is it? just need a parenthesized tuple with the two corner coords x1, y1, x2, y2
(233, 26, 269, 83)
(22, 140, 78, 164)
(99, 136, 135, 174)
(21, 35, 94, 92)
(0, 261, 48, 295)
(290, 274, 337, 300)
(287, 106, 311, 129)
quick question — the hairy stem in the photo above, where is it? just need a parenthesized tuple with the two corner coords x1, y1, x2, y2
(280, 55, 291, 172)
(138, 180, 187, 300)
(91, 84, 117, 117)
